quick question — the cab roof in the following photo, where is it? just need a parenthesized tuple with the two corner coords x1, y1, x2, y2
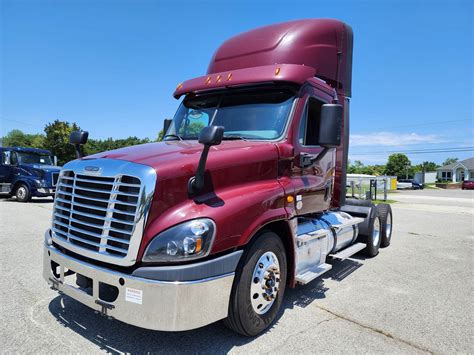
(174, 19, 353, 98)
(0, 146, 52, 155)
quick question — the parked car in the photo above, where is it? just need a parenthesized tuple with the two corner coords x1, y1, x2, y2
(462, 180, 474, 190)
(397, 179, 424, 190)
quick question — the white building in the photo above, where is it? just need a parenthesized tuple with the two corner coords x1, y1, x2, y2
(436, 157, 474, 182)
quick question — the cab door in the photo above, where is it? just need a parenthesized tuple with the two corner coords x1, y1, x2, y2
(290, 88, 336, 215)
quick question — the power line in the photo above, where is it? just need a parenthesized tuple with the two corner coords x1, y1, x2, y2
(1, 118, 44, 128)
(351, 147, 474, 155)
(359, 118, 474, 130)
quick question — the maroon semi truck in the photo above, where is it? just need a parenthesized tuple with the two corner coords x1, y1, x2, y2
(43, 19, 393, 336)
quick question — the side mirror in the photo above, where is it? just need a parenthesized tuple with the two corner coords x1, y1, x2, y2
(299, 104, 343, 168)
(69, 130, 89, 159)
(318, 104, 343, 147)
(188, 125, 224, 195)
(163, 118, 172, 135)
(69, 130, 89, 145)
(198, 125, 224, 146)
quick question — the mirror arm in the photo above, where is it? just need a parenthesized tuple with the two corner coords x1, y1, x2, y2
(300, 147, 331, 168)
(188, 145, 211, 195)
(73, 144, 83, 159)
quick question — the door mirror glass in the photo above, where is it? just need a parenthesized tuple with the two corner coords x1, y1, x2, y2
(318, 104, 343, 148)
(198, 125, 224, 146)
(2, 151, 11, 165)
(69, 130, 89, 145)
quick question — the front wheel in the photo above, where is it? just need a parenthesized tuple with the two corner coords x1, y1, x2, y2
(15, 184, 31, 202)
(224, 231, 287, 336)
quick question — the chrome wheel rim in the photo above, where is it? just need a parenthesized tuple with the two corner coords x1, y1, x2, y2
(17, 187, 26, 199)
(386, 213, 392, 239)
(372, 217, 381, 247)
(250, 251, 280, 315)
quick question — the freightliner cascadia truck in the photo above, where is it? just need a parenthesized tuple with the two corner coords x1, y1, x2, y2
(43, 19, 393, 336)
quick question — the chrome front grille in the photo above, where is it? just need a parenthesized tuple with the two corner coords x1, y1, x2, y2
(52, 172, 59, 186)
(50, 159, 157, 266)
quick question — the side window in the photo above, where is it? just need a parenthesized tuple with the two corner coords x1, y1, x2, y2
(10, 152, 18, 165)
(298, 97, 324, 146)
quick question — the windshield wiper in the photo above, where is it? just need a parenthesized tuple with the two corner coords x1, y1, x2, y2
(163, 134, 183, 141)
(221, 135, 247, 141)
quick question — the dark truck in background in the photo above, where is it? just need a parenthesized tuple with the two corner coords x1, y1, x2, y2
(43, 19, 394, 336)
(0, 147, 60, 202)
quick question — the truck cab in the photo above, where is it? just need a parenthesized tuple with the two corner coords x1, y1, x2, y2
(43, 19, 393, 336)
(0, 147, 60, 202)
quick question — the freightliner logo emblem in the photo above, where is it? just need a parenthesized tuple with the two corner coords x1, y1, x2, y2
(83, 166, 102, 175)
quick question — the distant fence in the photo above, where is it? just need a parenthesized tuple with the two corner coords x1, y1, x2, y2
(346, 175, 395, 201)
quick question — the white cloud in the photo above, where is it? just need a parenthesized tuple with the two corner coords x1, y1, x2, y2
(350, 131, 444, 147)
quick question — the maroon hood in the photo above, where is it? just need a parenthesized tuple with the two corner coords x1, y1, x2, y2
(84, 140, 280, 181)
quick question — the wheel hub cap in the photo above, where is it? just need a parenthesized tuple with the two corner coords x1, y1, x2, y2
(250, 251, 280, 315)
(386, 214, 392, 238)
(17, 187, 26, 199)
(372, 217, 381, 246)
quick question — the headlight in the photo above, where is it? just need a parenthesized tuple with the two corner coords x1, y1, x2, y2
(142, 218, 216, 263)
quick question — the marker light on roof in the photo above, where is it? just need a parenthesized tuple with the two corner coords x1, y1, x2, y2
(216, 75, 222, 83)
(205, 76, 212, 84)
(227, 73, 232, 81)
(275, 67, 281, 76)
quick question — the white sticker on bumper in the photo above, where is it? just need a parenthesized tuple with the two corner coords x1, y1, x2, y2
(125, 287, 143, 304)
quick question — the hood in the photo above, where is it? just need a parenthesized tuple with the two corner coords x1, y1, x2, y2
(84, 140, 280, 178)
(19, 163, 61, 178)
(21, 163, 61, 172)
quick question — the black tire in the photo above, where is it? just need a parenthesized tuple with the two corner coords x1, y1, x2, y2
(378, 204, 393, 248)
(15, 183, 31, 202)
(224, 231, 287, 336)
(358, 208, 382, 257)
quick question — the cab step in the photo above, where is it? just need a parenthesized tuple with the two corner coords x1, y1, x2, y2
(295, 263, 332, 285)
(330, 242, 366, 261)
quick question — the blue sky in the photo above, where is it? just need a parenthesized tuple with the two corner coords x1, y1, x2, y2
(1, 0, 473, 165)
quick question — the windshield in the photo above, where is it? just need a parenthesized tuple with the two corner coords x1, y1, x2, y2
(166, 89, 295, 141)
(17, 152, 53, 165)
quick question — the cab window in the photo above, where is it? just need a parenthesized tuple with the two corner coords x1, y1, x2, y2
(298, 97, 324, 146)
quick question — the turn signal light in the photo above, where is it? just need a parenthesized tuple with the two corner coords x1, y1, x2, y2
(286, 195, 294, 203)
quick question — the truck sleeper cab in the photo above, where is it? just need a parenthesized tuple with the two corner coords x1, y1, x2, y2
(0, 147, 60, 202)
(43, 19, 394, 336)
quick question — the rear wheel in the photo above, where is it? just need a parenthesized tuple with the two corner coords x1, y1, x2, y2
(378, 204, 393, 248)
(224, 231, 287, 336)
(15, 184, 31, 202)
(359, 208, 382, 257)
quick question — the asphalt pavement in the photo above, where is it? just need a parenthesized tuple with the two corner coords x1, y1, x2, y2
(1, 189, 473, 353)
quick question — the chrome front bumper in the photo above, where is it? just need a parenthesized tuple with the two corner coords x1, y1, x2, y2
(43, 243, 235, 331)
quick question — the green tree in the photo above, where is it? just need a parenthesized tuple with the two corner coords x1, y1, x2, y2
(385, 153, 412, 178)
(156, 130, 164, 142)
(442, 157, 458, 166)
(2, 129, 45, 148)
(347, 160, 364, 174)
(414, 161, 438, 172)
(44, 120, 80, 165)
